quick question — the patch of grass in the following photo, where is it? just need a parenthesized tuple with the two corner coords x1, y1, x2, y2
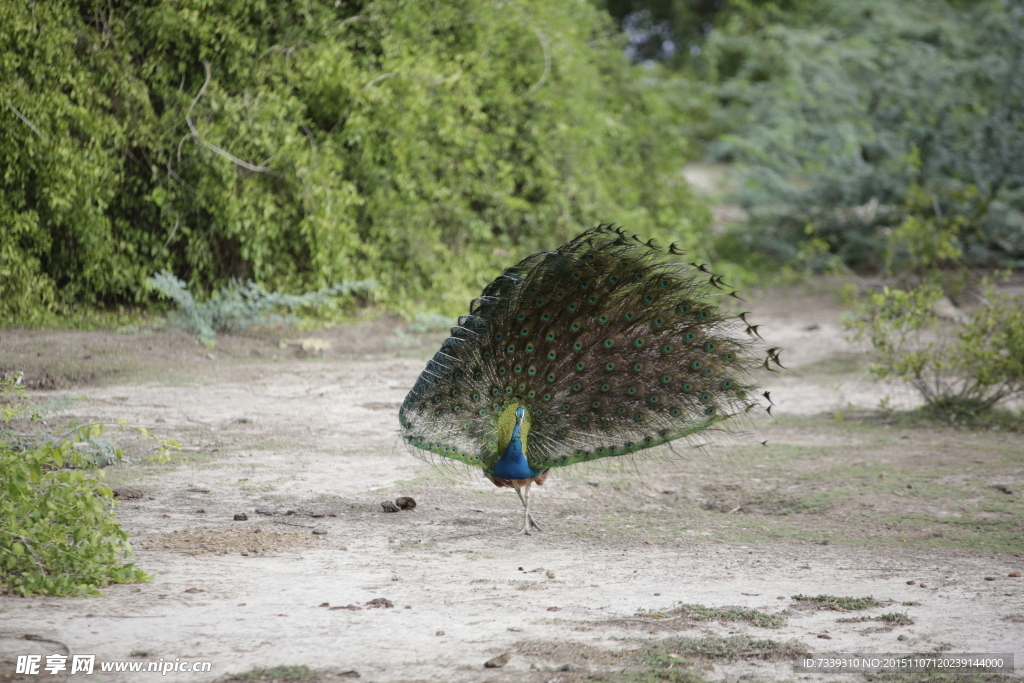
(871, 405, 1024, 432)
(878, 612, 914, 625)
(902, 601, 921, 606)
(792, 594, 882, 610)
(641, 603, 786, 629)
(222, 665, 319, 682)
(598, 671, 710, 683)
(866, 673, 1009, 683)
(645, 636, 808, 663)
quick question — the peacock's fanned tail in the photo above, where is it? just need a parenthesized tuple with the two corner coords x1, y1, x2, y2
(400, 225, 766, 472)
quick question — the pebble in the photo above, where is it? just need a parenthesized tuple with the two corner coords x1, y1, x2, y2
(484, 653, 510, 668)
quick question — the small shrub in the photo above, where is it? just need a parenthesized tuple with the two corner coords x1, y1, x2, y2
(0, 375, 160, 596)
(848, 283, 1024, 417)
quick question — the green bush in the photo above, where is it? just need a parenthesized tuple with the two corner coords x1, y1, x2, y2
(1, 0, 708, 322)
(0, 376, 151, 596)
(848, 284, 1024, 417)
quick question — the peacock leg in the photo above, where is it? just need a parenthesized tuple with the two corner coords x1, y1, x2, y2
(513, 480, 542, 534)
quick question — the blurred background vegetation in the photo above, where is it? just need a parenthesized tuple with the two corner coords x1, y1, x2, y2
(2, 0, 1022, 324)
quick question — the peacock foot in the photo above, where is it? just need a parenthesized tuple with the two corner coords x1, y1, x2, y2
(515, 514, 543, 535)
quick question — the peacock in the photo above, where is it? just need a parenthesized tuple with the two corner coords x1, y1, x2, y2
(399, 225, 775, 534)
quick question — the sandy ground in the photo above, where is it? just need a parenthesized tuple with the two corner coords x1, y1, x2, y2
(1, 283, 1022, 683)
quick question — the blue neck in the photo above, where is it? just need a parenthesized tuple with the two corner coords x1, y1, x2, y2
(492, 423, 540, 480)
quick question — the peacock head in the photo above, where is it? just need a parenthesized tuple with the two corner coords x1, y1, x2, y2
(515, 406, 526, 423)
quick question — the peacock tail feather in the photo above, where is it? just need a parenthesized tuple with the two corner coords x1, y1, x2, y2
(400, 225, 767, 474)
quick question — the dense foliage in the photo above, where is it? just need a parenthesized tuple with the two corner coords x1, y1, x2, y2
(708, 1, 1024, 270)
(0, 0, 708, 322)
(604, 0, 1024, 273)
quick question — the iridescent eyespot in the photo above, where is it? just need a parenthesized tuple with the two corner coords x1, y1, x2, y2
(603, 340, 613, 348)
(653, 318, 663, 326)
(721, 380, 731, 388)
(547, 351, 557, 360)
(724, 353, 734, 361)
(685, 333, 694, 341)
(644, 295, 653, 303)
(604, 363, 615, 371)
(571, 384, 582, 392)
(571, 323, 580, 331)
(634, 338, 644, 347)
(705, 342, 715, 351)
(705, 407, 715, 414)
(600, 384, 610, 392)
(691, 360, 702, 369)
(678, 305, 688, 313)
(662, 345, 673, 353)
(546, 374, 556, 382)
(575, 362, 585, 370)
(598, 315, 608, 323)
(546, 333, 555, 341)
(659, 279, 669, 287)
(682, 384, 692, 391)
(699, 311, 708, 319)
(588, 296, 596, 304)
(573, 343, 583, 351)
(624, 312, 633, 320)
(626, 387, 637, 395)
(633, 363, 643, 371)
(661, 375, 672, 383)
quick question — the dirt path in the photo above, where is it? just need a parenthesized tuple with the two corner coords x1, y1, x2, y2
(1, 285, 1022, 682)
